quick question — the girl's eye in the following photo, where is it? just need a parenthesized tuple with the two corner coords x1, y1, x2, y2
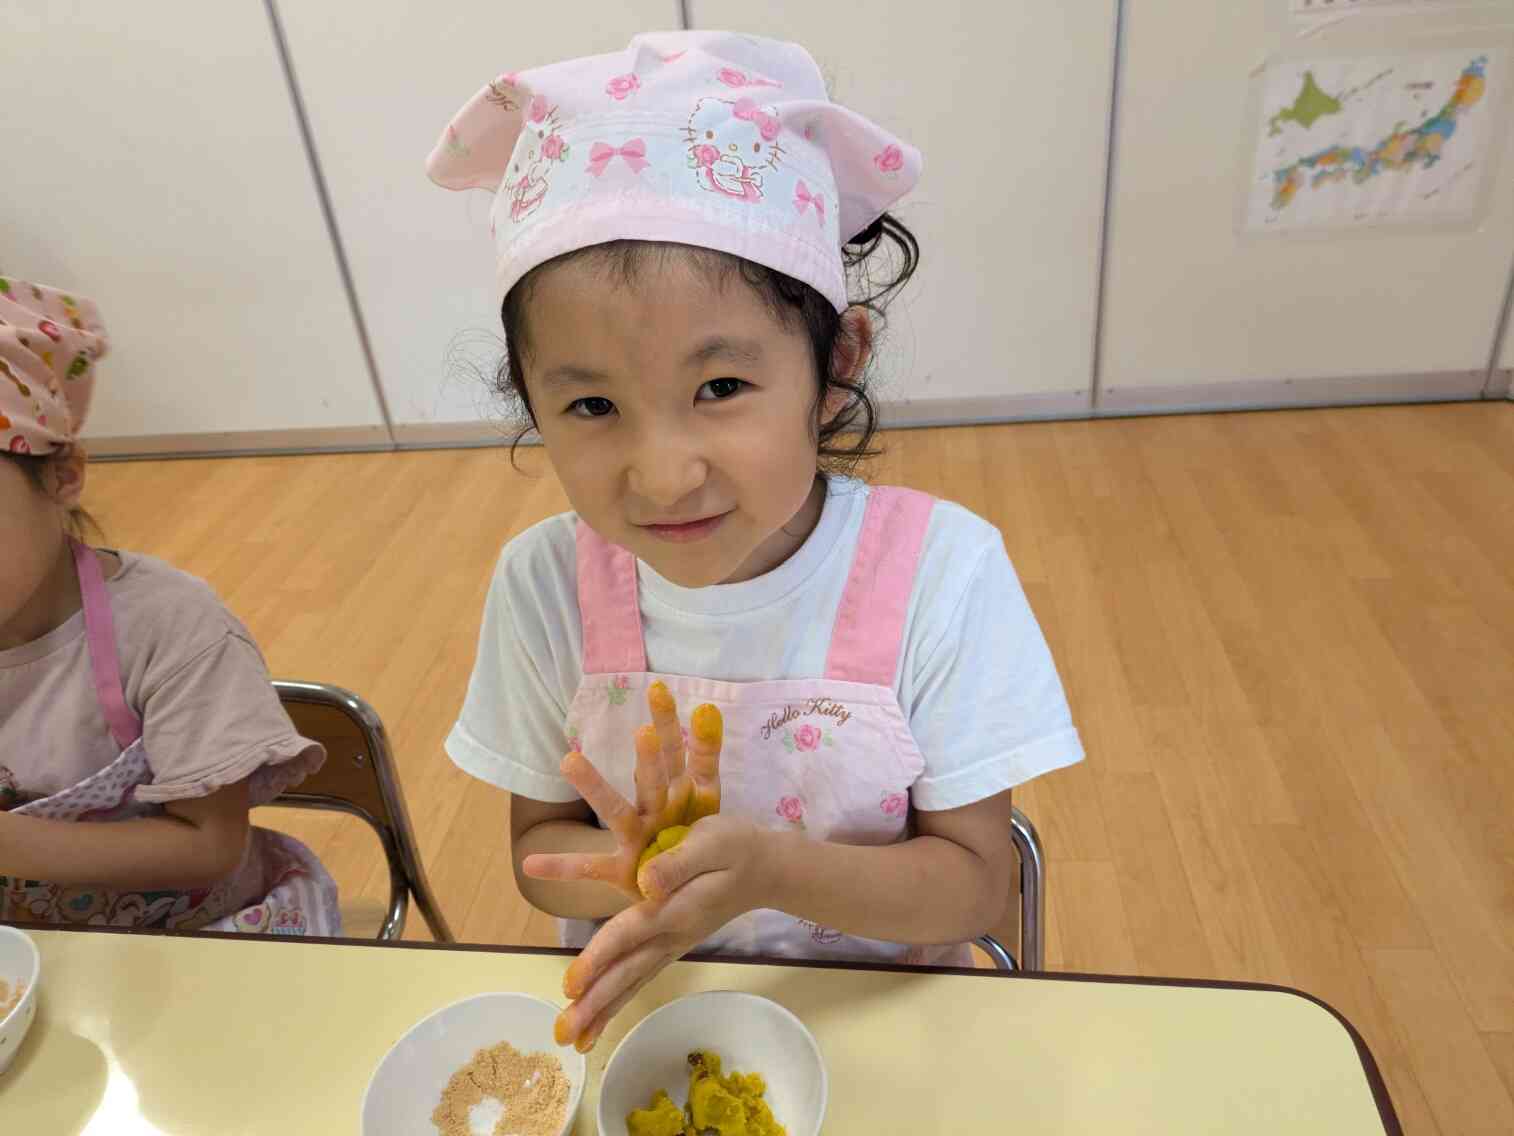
(697, 378, 746, 402)
(568, 396, 616, 418)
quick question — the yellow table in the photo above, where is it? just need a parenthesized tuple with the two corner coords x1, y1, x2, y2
(2, 927, 1398, 1134)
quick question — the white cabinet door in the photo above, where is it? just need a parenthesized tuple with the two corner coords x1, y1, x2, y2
(0, 2, 387, 454)
(694, 1, 1118, 424)
(1100, 4, 1514, 408)
(277, 0, 683, 445)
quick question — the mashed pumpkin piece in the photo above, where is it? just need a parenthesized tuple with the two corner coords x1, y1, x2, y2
(637, 825, 690, 884)
(626, 1090, 692, 1136)
(626, 1051, 785, 1136)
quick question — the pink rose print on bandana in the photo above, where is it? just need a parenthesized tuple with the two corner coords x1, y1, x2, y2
(685, 96, 783, 204)
(527, 94, 551, 123)
(874, 144, 905, 176)
(776, 795, 806, 826)
(605, 72, 641, 100)
(794, 180, 825, 225)
(607, 675, 631, 706)
(564, 722, 582, 754)
(717, 67, 782, 90)
(881, 791, 909, 818)
(541, 133, 566, 160)
(443, 124, 471, 158)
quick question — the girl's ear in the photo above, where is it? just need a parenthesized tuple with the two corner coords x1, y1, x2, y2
(44, 445, 88, 509)
(821, 307, 875, 427)
(830, 306, 875, 384)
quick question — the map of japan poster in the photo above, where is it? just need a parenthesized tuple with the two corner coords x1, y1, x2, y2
(1245, 49, 1506, 234)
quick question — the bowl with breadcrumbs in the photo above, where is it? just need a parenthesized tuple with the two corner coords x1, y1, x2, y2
(363, 992, 586, 1136)
(0, 924, 40, 1077)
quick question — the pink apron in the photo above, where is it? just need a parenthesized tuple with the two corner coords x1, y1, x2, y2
(0, 541, 340, 936)
(564, 486, 970, 966)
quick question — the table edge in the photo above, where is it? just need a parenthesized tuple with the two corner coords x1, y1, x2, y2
(13, 921, 1403, 1134)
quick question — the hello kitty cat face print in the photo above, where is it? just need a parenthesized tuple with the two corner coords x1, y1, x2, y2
(684, 95, 785, 203)
(427, 30, 923, 312)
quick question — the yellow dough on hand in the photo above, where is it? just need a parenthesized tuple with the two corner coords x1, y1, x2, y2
(637, 824, 690, 894)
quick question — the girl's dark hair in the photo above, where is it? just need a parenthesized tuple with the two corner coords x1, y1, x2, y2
(494, 212, 920, 476)
(1, 449, 103, 542)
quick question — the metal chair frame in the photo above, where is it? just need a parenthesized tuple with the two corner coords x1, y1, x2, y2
(270, 680, 453, 942)
(975, 807, 1046, 971)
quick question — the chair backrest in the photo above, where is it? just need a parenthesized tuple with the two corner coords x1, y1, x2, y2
(274, 682, 394, 825)
(269, 680, 453, 942)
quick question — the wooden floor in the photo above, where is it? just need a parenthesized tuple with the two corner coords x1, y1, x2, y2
(87, 402, 1514, 1134)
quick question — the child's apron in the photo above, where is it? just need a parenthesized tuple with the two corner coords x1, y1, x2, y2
(0, 540, 340, 935)
(564, 486, 971, 966)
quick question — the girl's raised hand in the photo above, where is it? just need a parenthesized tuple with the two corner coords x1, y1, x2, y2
(522, 681, 721, 902)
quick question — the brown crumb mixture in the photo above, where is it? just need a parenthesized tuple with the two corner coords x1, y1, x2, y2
(431, 1040, 570, 1136)
(0, 979, 25, 1020)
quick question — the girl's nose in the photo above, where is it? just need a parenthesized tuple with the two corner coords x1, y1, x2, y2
(627, 438, 708, 508)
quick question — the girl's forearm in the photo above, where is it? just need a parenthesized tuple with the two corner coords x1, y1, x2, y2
(763, 830, 1007, 945)
(513, 818, 634, 920)
(0, 811, 246, 890)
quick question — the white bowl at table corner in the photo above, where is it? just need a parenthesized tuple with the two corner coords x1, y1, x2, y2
(362, 992, 586, 1136)
(0, 924, 40, 1077)
(598, 991, 827, 1136)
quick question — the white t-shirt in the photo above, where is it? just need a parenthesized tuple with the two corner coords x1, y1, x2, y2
(447, 478, 1083, 811)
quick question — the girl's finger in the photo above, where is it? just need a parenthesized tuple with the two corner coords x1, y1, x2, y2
(561, 751, 638, 845)
(521, 851, 622, 885)
(563, 900, 660, 1001)
(556, 937, 672, 1050)
(686, 703, 722, 822)
(571, 951, 673, 1052)
(633, 724, 669, 818)
(647, 680, 688, 780)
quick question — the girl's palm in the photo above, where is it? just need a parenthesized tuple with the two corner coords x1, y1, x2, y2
(528, 681, 721, 900)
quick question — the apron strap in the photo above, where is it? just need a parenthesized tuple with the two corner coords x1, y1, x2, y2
(72, 538, 143, 750)
(575, 520, 648, 675)
(825, 487, 935, 686)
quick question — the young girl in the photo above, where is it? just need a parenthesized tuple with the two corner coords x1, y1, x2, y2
(432, 31, 1083, 1049)
(0, 276, 340, 935)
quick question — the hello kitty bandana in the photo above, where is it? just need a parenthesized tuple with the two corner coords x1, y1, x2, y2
(427, 30, 923, 312)
(0, 276, 107, 456)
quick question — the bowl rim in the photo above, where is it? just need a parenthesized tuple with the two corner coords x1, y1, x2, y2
(0, 925, 40, 1033)
(596, 989, 829, 1136)
(360, 990, 587, 1136)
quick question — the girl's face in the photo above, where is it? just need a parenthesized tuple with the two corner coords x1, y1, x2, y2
(0, 452, 83, 649)
(520, 254, 859, 588)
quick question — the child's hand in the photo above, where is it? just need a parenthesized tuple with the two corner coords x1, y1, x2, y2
(555, 813, 774, 1051)
(522, 681, 721, 903)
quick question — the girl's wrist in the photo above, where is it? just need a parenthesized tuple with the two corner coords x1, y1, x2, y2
(752, 825, 799, 912)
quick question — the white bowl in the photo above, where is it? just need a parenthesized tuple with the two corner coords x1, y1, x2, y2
(598, 991, 827, 1136)
(0, 925, 40, 1077)
(362, 992, 585, 1136)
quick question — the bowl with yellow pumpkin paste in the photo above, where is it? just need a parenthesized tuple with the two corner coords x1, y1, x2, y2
(598, 991, 826, 1136)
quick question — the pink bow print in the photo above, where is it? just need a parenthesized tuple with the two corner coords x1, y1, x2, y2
(586, 138, 649, 177)
(794, 180, 825, 224)
(732, 98, 780, 142)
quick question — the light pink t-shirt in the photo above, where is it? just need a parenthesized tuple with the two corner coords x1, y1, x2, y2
(0, 551, 321, 809)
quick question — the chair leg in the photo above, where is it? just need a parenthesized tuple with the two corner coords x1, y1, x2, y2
(975, 934, 1018, 972)
(409, 873, 455, 943)
(1010, 807, 1046, 971)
